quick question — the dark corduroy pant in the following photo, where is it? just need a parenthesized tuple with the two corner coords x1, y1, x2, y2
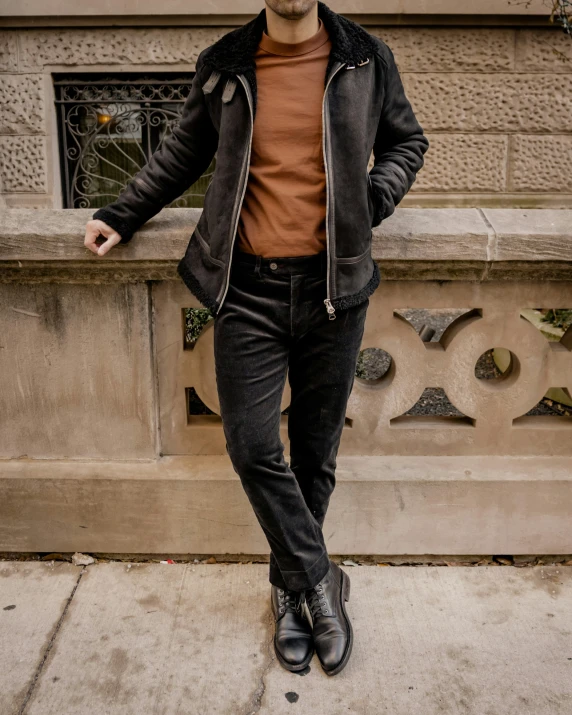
(213, 246, 369, 591)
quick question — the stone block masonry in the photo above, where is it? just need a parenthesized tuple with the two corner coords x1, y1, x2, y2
(0, 21, 571, 208)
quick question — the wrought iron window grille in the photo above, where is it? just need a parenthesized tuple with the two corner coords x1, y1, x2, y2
(54, 73, 215, 210)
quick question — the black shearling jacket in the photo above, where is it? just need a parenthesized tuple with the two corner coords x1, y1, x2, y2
(93, 1, 429, 319)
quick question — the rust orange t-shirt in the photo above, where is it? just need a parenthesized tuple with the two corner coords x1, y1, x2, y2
(236, 18, 331, 257)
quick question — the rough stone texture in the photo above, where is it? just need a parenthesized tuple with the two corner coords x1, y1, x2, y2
(0, 282, 157, 459)
(0, 136, 47, 193)
(5, 563, 572, 715)
(371, 27, 515, 72)
(403, 73, 572, 133)
(516, 28, 572, 73)
(0, 32, 18, 72)
(0, 0, 552, 17)
(17, 27, 230, 71)
(0, 562, 79, 715)
(509, 135, 572, 193)
(414, 134, 508, 192)
(0, 74, 44, 135)
(1, 22, 572, 207)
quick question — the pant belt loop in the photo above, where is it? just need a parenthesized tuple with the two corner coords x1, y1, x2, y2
(255, 254, 262, 280)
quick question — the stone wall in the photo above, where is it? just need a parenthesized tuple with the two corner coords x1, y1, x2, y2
(1, 207, 571, 554)
(0, 0, 552, 20)
(0, 22, 571, 209)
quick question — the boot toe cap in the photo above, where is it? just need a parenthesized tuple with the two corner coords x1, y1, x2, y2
(316, 636, 347, 672)
(276, 636, 313, 666)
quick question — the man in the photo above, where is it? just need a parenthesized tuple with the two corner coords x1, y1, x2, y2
(84, 0, 428, 676)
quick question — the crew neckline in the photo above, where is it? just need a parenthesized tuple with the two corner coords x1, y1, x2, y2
(259, 17, 329, 57)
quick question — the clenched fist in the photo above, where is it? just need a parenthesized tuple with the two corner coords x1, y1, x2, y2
(84, 219, 123, 256)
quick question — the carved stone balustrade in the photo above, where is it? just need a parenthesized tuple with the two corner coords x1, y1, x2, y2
(1, 208, 571, 555)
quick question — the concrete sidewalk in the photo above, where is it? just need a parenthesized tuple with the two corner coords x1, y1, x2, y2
(1, 561, 571, 715)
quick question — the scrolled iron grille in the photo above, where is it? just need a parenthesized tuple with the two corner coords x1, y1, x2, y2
(55, 76, 215, 210)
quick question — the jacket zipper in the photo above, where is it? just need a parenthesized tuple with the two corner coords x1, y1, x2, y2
(218, 65, 346, 317)
(217, 73, 254, 311)
(322, 61, 345, 321)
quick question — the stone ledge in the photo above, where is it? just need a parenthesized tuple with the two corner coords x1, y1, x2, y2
(1, 455, 571, 554)
(1, 207, 571, 282)
(482, 208, 572, 261)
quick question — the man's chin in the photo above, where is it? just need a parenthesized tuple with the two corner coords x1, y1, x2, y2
(265, 0, 317, 21)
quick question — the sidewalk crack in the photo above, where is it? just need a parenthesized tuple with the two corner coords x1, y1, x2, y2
(17, 567, 86, 715)
(243, 610, 275, 715)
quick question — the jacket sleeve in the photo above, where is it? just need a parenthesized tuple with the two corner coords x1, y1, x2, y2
(92, 51, 219, 243)
(369, 45, 429, 227)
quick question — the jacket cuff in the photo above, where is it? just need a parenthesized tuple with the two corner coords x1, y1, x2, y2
(92, 208, 135, 244)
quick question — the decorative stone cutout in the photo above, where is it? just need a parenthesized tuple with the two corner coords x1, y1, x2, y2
(356, 347, 393, 383)
(515, 387, 572, 421)
(403, 387, 467, 419)
(186, 386, 219, 420)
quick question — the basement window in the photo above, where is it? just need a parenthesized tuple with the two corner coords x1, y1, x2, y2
(54, 73, 215, 210)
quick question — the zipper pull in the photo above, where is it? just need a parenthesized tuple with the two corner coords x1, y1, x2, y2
(324, 298, 337, 320)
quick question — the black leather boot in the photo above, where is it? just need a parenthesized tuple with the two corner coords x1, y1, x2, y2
(306, 561, 353, 676)
(271, 585, 313, 672)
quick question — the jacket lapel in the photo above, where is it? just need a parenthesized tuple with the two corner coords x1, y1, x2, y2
(201, 1, 379, 116)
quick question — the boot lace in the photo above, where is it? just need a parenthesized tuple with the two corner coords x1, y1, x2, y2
(306, 582, 330, 618)
(276, 588, 300, 615)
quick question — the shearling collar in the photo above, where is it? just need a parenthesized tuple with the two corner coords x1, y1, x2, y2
(201, 1, 379, 115)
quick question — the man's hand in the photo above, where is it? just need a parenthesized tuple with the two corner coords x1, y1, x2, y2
(84, 219, 123, 256)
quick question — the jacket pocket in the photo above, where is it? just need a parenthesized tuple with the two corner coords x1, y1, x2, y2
(335, 246, 375, 297)
(193, 225, 225, 268)
(336, 244, 370, 265)
(366, 171, 381, 228)
(367, 172, 386, 228)
(366, 171, 374, 220)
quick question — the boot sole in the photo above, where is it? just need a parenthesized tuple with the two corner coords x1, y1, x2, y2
(321, 569, 353, 677)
